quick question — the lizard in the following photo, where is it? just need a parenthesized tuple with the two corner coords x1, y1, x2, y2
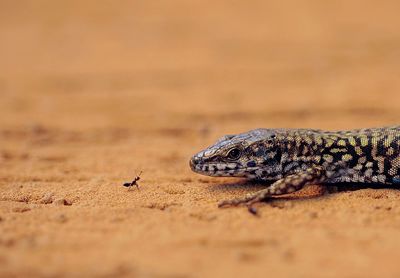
(189, 126, 400, 209)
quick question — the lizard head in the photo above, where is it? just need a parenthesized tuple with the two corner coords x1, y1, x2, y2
(190, 129, 282, 180)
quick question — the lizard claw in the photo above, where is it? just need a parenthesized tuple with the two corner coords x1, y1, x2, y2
(247, 204, 258, 215)
(218, 198, 260, 216)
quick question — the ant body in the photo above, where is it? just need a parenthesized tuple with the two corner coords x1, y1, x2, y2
(123, 171, 142, 190)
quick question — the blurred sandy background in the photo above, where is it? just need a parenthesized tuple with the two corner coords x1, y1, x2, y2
(1, 0, 400, 277)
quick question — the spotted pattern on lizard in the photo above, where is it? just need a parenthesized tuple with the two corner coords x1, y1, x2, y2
(189, 126, 400, 207)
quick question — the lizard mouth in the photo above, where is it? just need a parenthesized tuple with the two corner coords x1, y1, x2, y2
(190, 158, 244, 177)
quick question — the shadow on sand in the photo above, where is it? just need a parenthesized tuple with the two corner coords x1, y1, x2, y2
(207, 179, 400, 203)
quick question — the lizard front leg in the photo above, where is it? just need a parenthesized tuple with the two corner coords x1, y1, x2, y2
(218, 166, 327, 208)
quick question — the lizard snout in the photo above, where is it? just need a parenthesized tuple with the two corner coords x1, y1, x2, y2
(189, 156, 201, 171)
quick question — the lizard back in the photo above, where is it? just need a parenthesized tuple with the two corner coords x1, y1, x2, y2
(271, 126, 400, 184)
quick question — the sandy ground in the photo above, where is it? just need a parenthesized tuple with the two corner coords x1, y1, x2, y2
(2, 1, 400, 277)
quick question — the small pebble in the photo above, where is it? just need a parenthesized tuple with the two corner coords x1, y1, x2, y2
(12, 207, 31, 213)
(53, 198, 72, 206)
(17, 195, 30, 203)
(40, 192, 54, 204)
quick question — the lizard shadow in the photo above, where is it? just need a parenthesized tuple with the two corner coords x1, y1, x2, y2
(208, 180, 323, 201)
(208, 180, 400, 202)
(208, 179, 270, 192)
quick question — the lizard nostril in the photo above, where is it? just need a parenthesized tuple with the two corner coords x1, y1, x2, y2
(190, 156, 200, 169)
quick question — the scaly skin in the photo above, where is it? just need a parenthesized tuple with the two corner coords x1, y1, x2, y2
(189, 126, 400, 207)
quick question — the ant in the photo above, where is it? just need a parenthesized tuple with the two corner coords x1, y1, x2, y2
(123, 171, 142, 190)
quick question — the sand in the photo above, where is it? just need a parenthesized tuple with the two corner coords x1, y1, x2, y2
(2, 1, 400, 277)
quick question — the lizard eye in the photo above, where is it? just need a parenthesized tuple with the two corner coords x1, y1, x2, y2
(227, 148, 242, 160)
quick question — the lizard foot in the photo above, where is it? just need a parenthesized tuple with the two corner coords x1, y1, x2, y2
(217, 193, 265, 208)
